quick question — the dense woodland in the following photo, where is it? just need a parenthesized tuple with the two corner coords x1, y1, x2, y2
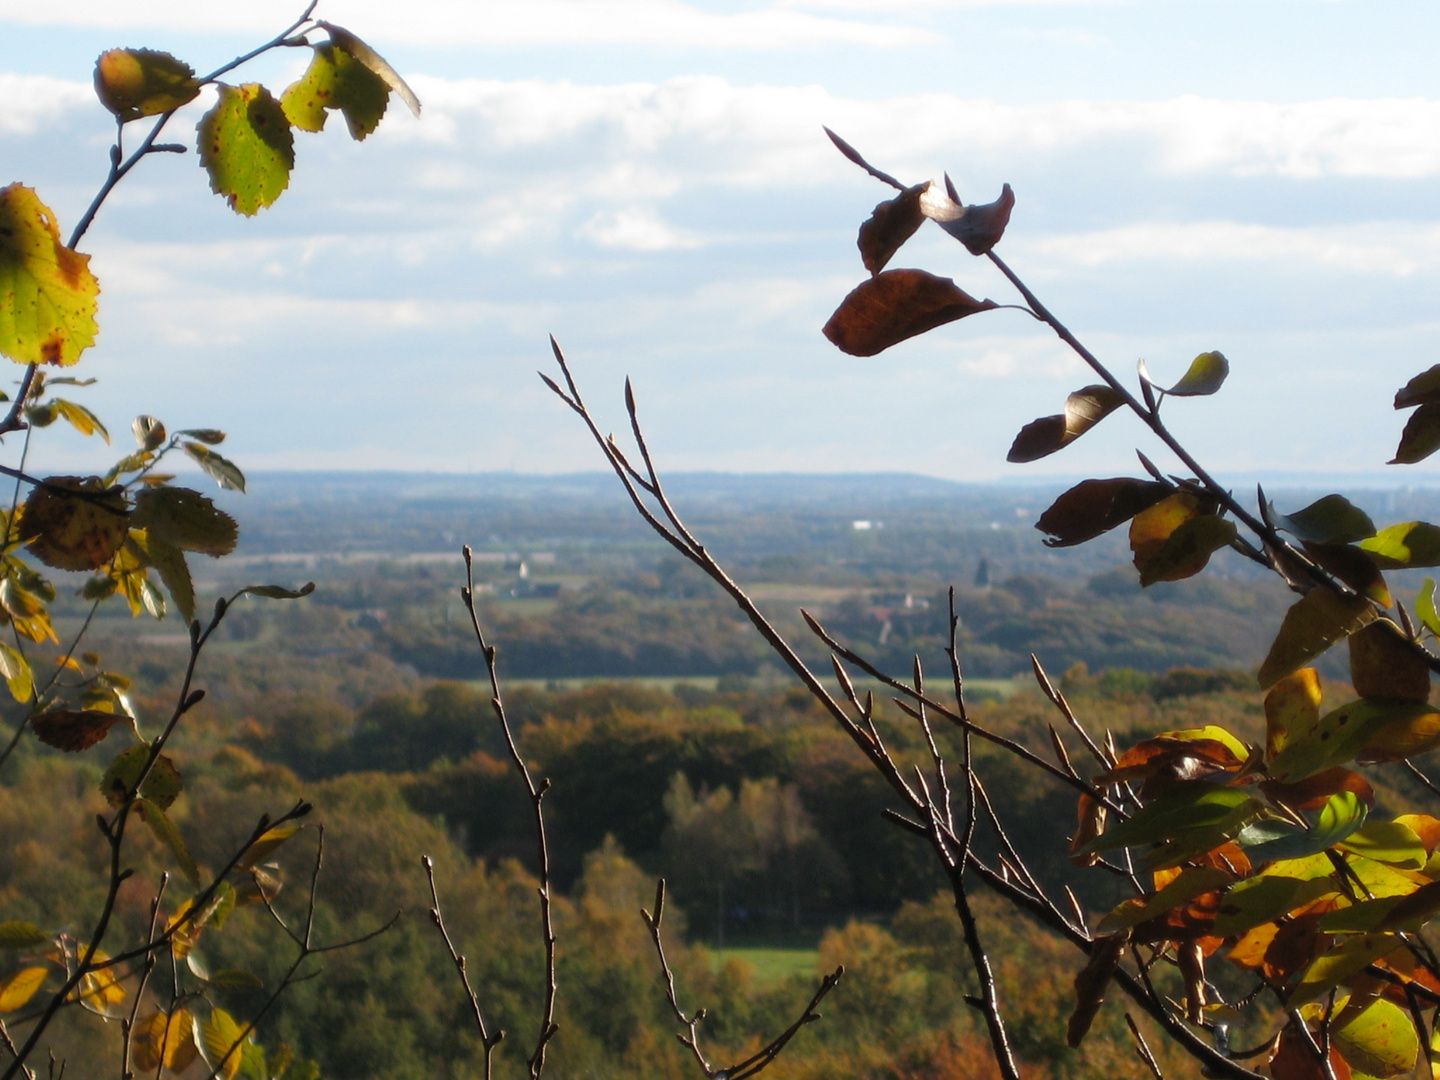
(8, 473, 1440, 1077)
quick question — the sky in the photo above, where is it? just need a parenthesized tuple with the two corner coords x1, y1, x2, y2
(3, 0, 1440, 486)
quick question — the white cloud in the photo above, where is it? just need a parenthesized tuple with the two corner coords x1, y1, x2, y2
(579, 207, 704, 251)
(0, 73, 91, 135)
(0, 0, 935, 48)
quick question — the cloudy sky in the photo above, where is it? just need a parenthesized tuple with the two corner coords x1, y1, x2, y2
(3, 0, 1440, 485)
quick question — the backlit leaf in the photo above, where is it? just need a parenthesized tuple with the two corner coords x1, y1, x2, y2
(137, 797, 199, 885)
(207, 968, 264, 989)
(31, 709, 124, 752)
(1292, 932, 1401, 1005)
(1257, 588, 1377, 690)
(237, 823, 302, 870)
(281, 43, 389, 141)
(1075, 781, 1258, 856)
(135, 530, 194, 624)
(1269, 698, 1439, 781)
(0, 922, 46, 949)
(0, 184, 99, 367)
(177, 428, 225, 445)
(1358, 702, 1440, 762)
(183, 442, 246, 492)
(1235, 791, 1367, 863)
(1035, 477, 1171, 548)
(1301, 542, 1391, 608)
(1007, 384, 1126, 463)
(1360, 521, 1440, 570)
(1136, 513, 1236, 586)
(22, 477, 129, 571)
(197, 84, 294, 217)
(0, 641, 32, 704)
(1336, 819, 1427, 871)
(1272, 495, 1376, 546)
(1419, 578, 1440, 636)
(198, 1006, 244, 1080)
(1348, 622, 1430, 702)
(132, 1008, 199, 1072)
(94, 49, 199, 121)
(133, 415, 166, 451)
(1391, 402, 1440, 465)
(0, 966, 46, 1011)
(131, 486, 238, 556)
(1096, 866, 1232, 933)
(53, 400, 108, 443)
(1266, 668, 1322, 760)
(1165, 350, 1229, 397)
(1334, 996, 1418, 1077)
(823, 269, 998, 356)
(318, 22, 420, 118)
(100, 744, 182, 809)
(918, 182, 1015, 256)
(1213, 855, 1336, 936)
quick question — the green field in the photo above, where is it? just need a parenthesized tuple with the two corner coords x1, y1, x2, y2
(709, 947, 820, 986)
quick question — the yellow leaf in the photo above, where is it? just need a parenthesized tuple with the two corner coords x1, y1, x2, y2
(0, 184, 99, 367)
(1266, 668, 1322, 760)
(0, 965, 46, 1011)
(1258, 588, 1378, 689)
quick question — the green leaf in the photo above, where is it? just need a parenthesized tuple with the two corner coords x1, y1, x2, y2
(0, 641, 33, 703)
(1212, 855, 1336, 936)
(1136, 513, 1237, 586)
(1418, 578, 1440, 636)
(1391, 402, 1440, 464)
(131, 486, 238, 557)
(1075, 781, 1258, 857)
(0, 921, 47, 949)
(136, 797, 199, 885)
(0, 184, 99, 367)
(1095, 865, 1231, 933)
(240, 1039, 268, 1080)
(1292, 932, 1401, 1005)
(135, 531, 193, 623)
(238, 582, 316, 601)
(182, 442, 246, 493)
(1335, 996, 1419, 1077)
(281, 43, 389, 140)
(94, 49, 200, 121)
(1257, 588, 1377, 690)
(197, 83, 295, 217)
(1007, 384, 1127, 464)
(209, 881, 237, 930)
(1268, 698, 1440, 782)
(1165, 350, 1229, 397)
(1272, 494, 1377, 545)
(1235, 791, 1367, 863)
(318, 22, 421, 118)
(100, 744, 182, 809)
(1359, 522, 1440, 569)
(198, 1007, 244, 1080)
(51, 400, 109, 443)
(207, 968, 264, 989)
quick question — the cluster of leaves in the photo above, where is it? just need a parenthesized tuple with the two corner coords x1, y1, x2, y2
(820, 133, 1440, 1080)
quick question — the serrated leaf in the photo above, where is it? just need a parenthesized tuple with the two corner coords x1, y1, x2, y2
(135, 530, 194, 624)
(1392, 402, 1440, 465)
(132, 415, 166, 451)
(137, 798, 199, 885)
(1007, 384, 1126, 464)
(1273, 495, 1377, 545)
(1035, 477, 1171, 548)
(198, 1007, 244, 1080)
(100, 744, 182, 808)
(0, 184, 99, 367)
(0, 966, 47, 1011)
(318, 22, 420, 118)
(1258, 588, 1378, 690)
(238, 582, 315, 601)
(32, 709, 124, 752)
(1360, 522, 1440, 569)
(822, 269, 998, 357)
(94, 49, 199, 121)
(131, 486, 238, 557)
(0, 922, 46, 950)
(197, 83, 294, 217)
(182, 442, 245, 492)
(281, 43, 389, 141)
(0, 641, 32, 704)
(22, 477, 128, 572)
(1165, 350, 1229, 396)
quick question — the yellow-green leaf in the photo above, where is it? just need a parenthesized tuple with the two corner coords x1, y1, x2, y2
(52, 399, 109, 443)
(94, 49, 200, 121)
(1257, 588, 1377, 689)
(182, 442, 246, 492)
(1269, 698, 1440, 781)
(1291, 932, 1401, 1005)
(282, 43, 389, 140)
(100, 744, 182, 809)
(1335, 996, 1419, 1077)
(198, 1006, 245, 1080)
(197, 84, 294, 217)
(131, 486, 238, 557)
(1360, 522, 1440, 569)
(1096, 865, 1231, 933)
(1165, 350, 1229, 397)
(0, 922, 46, 950)
(137, 797, 199, 885)
(0, 184, 99, 367)
(318, 22, 420, 118)
(0, 966, 47, 1011)
(0, 641, 33, 704)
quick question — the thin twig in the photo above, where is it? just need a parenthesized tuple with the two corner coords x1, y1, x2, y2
(1125, 1013, 1167, 1080)
(423, 856, 504, 1079)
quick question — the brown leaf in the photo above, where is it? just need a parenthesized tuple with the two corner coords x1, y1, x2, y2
(22, 477, 128, 571)
(1395, 364, 1440, 409)
(1177, 940, 1207, 1023)
(1129, 491, 1228, 584)
(822, 269, 997, 356)
(857, 185, 926, 275)
(1390, 402, 1440, 465)
(1302, 542, 1391, 608)
(919, 182, 1016, 255)
(1069, 793, 1106, 868)
(1035, 478, 1171, 548)
(1349, 622, 1430, 702)
(1067, 931, 1129, 1048)
(31, 708, 126, 752)
(1260, 767, 1375, 813)
(1007, 384, 1126, 463)
(1269, 1025, 1353, 1080)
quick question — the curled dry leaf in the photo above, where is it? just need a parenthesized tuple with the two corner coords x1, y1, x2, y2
(31, 708, 127, 752)
(1069, 793, 1106, 868)
(918, 182, 1015, 256)
(93, 49, 199, 122)
(1007, 384, 1126, 464)
(857, 184, 926, 275)
(1067, 930, 1129, 1048)
(1035, 477, 1171, 548)
(822, 269, 997, 357)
